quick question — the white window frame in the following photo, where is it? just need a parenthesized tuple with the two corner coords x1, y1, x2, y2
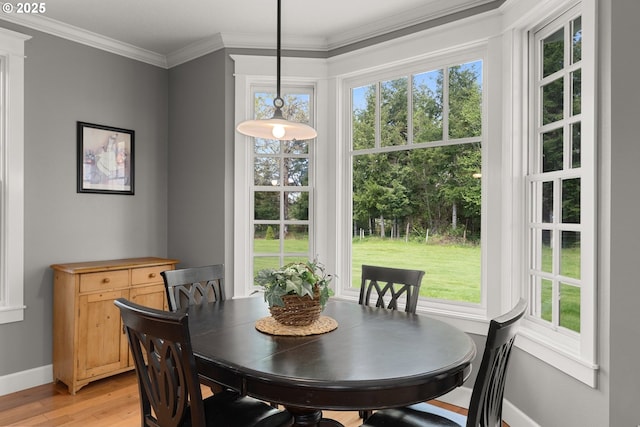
(232, 55, 329, 297)
(328, 11, 505, 336)
(250, 84, 316, 267)
(0, 28, 29, 324)
(340, 49, 488, 321)
(503, 0, 598, 386)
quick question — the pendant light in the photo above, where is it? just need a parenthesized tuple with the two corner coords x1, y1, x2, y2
(236, 0, 317, 141)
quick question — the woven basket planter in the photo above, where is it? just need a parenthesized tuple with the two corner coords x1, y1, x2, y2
(269, 288, 322, 326)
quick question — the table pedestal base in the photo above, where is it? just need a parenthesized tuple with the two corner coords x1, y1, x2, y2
(286, 406, 345, 427)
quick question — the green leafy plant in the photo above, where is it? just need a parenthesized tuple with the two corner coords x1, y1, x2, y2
(265, 225, 275, 240)
(255, 260, 333, 309)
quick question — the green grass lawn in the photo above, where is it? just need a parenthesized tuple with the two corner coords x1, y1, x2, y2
(540, 245, 581, 332)
(253, 236, 580, 331)
(351, 237, 481, 303)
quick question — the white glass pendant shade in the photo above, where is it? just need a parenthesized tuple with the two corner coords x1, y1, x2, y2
(236, 117, 317, 141)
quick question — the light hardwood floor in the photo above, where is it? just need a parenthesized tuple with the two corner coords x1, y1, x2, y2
(0, 371, 475, 427)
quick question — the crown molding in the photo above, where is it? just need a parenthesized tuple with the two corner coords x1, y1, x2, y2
(221, 32, 327, 51)
(0, 0, 501, 69)
(165, 33, 225, 68)
(0, 12, 167, 68)
(325, 0, 498, 49)
(166, 33, 327, 68)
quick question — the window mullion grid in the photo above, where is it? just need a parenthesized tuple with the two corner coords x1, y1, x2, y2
(250, 142, 257, 263)
(563, 19, 572, 172)
(551, 176, 561, 329)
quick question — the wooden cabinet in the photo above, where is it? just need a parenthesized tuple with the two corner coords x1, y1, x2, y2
(51, 257, 179, 394)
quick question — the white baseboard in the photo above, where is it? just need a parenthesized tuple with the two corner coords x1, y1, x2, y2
(0, 365, 53, 397)
(437, 386, 540, 427)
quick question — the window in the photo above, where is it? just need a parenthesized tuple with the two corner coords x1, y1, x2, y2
(0, 28, 29, 324)
(346, 57, 484, 310)
(516, 1, 597, 386)
(251, 88, 316, 274)
(528, 12, 584, 333)
(232, 55, 324, 297)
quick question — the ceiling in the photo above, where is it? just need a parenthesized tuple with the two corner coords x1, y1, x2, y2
(0, 0, 498, 66)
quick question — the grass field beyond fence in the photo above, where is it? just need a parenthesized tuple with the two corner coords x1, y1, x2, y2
(351, 237, 481, 303)
(254, 236, 580, 331)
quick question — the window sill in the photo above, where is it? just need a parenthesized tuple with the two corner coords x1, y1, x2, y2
(516, 326, 598, 387)
(0, 305, 26, 324)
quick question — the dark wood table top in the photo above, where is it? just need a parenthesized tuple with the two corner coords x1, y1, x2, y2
(187, 297, 476, 411)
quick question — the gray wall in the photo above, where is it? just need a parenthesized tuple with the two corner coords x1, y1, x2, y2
(0, 24, 169, 375)
(167, 50, 228, 269)
(610, 0, 640, 425)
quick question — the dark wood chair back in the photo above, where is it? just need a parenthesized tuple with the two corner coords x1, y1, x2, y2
(358, 264, 425, 314)
(161, 264, 225, 311)
(466, 298, 527, 427)
(114, 297, 207, 427)
(360, 299, 528, 427)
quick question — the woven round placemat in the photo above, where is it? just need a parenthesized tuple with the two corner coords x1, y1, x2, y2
(255, 315, 338, 336)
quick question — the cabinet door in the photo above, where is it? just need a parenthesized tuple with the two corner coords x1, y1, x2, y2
(77, 290, 130, 381)
(128, 284, 167, 367)
(130, 283, 167, 311)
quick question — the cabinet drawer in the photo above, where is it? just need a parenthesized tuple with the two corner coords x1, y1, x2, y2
(131, 265, 170, 285)
(79, 270, 129, 293)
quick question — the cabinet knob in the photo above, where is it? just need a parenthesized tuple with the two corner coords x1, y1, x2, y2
(103, 277, 111, 283)
(149, 273, 156, 278)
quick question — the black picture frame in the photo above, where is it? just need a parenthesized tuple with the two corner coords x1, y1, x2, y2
(77, 121, 135, 195)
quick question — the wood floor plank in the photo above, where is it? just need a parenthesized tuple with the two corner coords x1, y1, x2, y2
(0, 371, 507, 427)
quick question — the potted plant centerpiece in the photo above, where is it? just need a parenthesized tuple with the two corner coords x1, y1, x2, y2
(255, 259, 333, 326)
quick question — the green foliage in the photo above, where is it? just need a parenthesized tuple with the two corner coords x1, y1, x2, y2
(265, 225, 275, 240)
(351, 61, 483, 240)
(255, 260, 333, 308)
(413, 69, 443, 142)
(380, 77, 409, 146)
(448, 64, 482, 138)
(255, 192, 279, 221)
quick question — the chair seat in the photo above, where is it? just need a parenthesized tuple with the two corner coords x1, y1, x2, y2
(362, 403, 466, 427)
(188, 389, 292, 427)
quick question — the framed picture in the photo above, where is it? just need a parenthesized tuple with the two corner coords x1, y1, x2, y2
(77, 121, 134, 195)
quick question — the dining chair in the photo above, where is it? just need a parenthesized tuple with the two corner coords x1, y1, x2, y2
(360, 298, 528, 427)
(161, 264, 225, 311)
(358, 264, 426, 314)
(161, 264, 232, 394)
(114, 298, 294, 427)
(358, 264, 426, 420)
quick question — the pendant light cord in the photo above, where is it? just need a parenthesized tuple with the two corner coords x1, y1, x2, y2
(276, 0, 282, 103)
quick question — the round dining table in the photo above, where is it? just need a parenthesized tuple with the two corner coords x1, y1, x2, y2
(187, 297, 476, 427)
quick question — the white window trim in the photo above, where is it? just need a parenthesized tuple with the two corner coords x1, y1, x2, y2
(0, 27, 29, 324)
(251, 84, 316, 265)
(328, 11, 506, 334)
(231, 55, 329, 298)
(502, 0, 598, 386)
(339, 48, 489, 315)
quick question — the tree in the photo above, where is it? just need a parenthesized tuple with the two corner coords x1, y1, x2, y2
(351, 61, 483, 241)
